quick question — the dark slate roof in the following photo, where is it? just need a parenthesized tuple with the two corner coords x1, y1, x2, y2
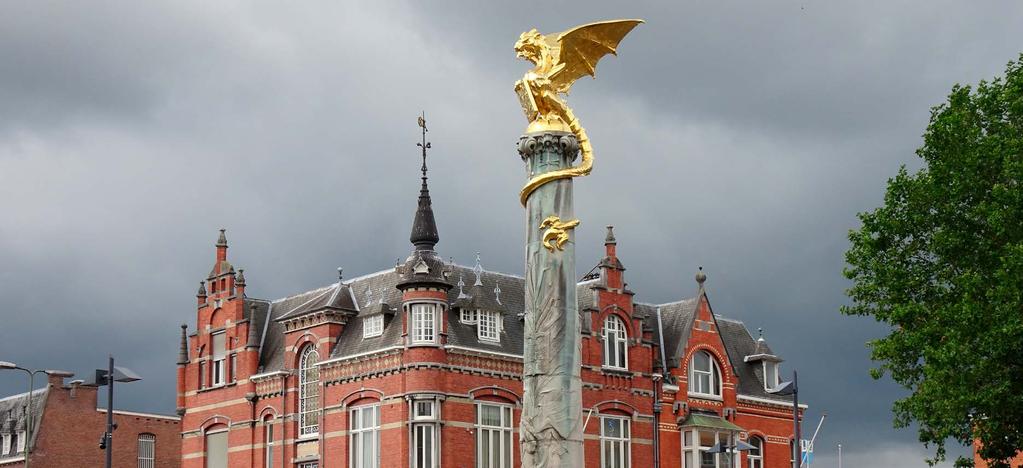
(244, 263, 788, 402)
(0, 388, 47, 459)
(642, 298, 699, 369)
(716, 318, 791, 403)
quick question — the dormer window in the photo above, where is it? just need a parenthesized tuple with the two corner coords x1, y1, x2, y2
(364, 315, 384, 338)
(460, 308, 478, 325)
(478, 310, 500, 342)
(688, 350, 722, 398)
(763, 361, 780, 391)
(602, 316, 628, 370)
(411, 303, 438, 344)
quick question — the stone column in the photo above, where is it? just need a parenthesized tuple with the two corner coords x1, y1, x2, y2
(518, 131, 583, 467)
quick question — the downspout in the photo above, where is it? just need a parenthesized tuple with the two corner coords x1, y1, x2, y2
(654, 307, 669, 468)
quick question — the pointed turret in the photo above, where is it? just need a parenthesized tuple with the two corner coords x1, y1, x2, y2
(410, 112, 439, 251)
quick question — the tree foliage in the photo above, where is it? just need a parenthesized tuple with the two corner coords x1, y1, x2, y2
(843, 54, 1023, 467)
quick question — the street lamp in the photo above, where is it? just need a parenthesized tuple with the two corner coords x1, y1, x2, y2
(85, 356, 141, 468)
(769, 370, 801, 468)
(0, 361, 74, 468)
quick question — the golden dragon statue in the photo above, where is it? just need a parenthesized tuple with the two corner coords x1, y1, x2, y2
(514, 19, 643, 206)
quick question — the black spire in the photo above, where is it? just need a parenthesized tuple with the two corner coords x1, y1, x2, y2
(410, 112, 439, 251)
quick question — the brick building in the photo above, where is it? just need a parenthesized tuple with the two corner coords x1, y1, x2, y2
(178, 160, 803, 468)
(0, 373, 180, 467)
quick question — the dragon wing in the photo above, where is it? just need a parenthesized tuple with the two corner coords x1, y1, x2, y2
(548, 19, 643, 94)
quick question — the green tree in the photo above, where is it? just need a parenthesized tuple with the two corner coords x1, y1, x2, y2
(843, 54, 1023, 468)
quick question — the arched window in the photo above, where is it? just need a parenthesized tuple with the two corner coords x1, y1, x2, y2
(137, 433, 155, 468)
(747, 436, 763, 468)
(602, 316, 628, 370)
(688, 350, 722, 397)
(298, 345, 320, 436)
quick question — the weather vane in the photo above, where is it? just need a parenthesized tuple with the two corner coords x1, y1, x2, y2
(417, 111, 431, 179)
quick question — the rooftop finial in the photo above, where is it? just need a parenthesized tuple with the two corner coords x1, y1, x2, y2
(236, 269, 246, 286)
(695, 266, 707, 288)
(410, 112, 440, 251)
(758, 327, 764, 341)
(216, 229, 228, 247)
(605, 225, 617, 244)
(197, 281, 207, 298)
(494, 281, 503, 305)
(337, 267, 344, 282)
(457, 273, 468, 299)
(473, 252, 484, 286)
(177, 324, 189, 365)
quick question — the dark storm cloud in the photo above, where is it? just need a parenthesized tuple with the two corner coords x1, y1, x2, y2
(1, 1, 1021, 465)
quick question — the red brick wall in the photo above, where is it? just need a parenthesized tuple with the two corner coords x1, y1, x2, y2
(11, 377, 179, 468)
(180, 240, 798, 468)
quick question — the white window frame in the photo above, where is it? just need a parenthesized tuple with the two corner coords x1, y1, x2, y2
(599, 416, 631, 468)
(364, 315, 384, 338)
(747, 436, 763, 468)
(460, 308, 477, 324)
(477, 310, 501, 343)
(410, 303, 438, 344)
(14, 431, 23, 454)
(298, 346, 320, 437)
(411, 398, 439, 468)
(476, 402, 514, 468)
(688, 350, 722, 398)
(137, 433, 155, 468)
(211, 332, 227, 387)
(762, 362, 780, 391)
(2, 433, 10, 456)
(265, 419, 275, 468)
(350, 405, 380, 468)
(683, 429, 737, 468)
(602, 315, 629, 370)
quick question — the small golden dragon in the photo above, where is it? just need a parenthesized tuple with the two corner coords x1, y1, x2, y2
(539, 216, 581, 252)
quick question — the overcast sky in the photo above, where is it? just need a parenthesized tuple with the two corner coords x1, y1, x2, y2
(2, 1, 1021, 465)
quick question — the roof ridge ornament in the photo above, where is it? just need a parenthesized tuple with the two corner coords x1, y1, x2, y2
(494, 281, 503, 305)
(457, 273, 469, 299)
(473, 252, 484, 286)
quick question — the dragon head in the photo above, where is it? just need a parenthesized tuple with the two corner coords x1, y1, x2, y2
(515, 29, 546, 65)
(539, 215, 560, 229)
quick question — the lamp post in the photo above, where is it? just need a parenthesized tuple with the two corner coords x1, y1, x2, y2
(0, 361, 74, 468)
(769, 370, 800, 468)
(88, 355, 141, 468)
(706, 432, 756, 468)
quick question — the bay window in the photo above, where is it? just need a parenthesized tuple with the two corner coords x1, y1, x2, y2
(682, 429, 737, 468)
